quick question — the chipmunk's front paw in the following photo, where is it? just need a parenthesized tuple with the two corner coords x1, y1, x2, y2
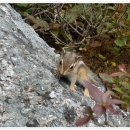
(69, 85, 77, 92)
(84, 88, 90, 97)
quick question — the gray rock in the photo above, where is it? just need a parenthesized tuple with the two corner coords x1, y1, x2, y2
(0, 3, 130, 127)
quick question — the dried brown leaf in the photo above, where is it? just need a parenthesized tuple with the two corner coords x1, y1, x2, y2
(118, 64, 126, 73)
(75, 116, 91, 126)
(93, 104, 105, 115)
(108, 99, 122, 105)
(102, 91, 112, 103)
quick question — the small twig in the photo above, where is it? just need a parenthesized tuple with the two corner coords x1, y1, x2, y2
(81, 15, 92, 27)
(56, 7, 83, 37)
(34, 10, 45, 17)
(50, 31, 67, 45)
(80, 37, 86, 44)
(64, 30, 73, 42)
(66, 21, 83, 37)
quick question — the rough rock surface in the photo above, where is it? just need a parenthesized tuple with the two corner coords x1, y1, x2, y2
(0, 4, 130, 127)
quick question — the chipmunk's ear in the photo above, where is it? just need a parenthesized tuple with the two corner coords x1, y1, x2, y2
(60, 48, 66, 57)
(62, 48, 66, 54)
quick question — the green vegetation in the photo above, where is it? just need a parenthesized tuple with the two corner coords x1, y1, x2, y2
(11, 4, 130, 49)
(99, 64, 130, 111)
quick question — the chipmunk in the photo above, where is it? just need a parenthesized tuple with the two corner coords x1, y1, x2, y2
(58, 50, 94, 96)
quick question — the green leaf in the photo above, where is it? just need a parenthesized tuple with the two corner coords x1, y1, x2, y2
(26, 8, 34, 14)
(51, 30, 59, 36)
(114, 37, 127, 47)
(122, 94, 130, 99)
(121, 101, 128, 105)
(55, 41, 62, 45)
(66, 13, 77, 23)
(128, 15, 130, 21)
(113, 77, 120, 84)
(60, 31, 72, 41)
(24, 13, 49, 30)
(106, 22, 114, 29)
(15, 3, 29, 7)
(98, 54, 106, 61)
(113, 87, 124, 94)
(99, 73, 114, 83)
(121, 82, 130, 91)
(127, 6, 130, 11)
(127, 6, 130, 20)
(36, 17, 49, 30)
(66, 5, 81, 23)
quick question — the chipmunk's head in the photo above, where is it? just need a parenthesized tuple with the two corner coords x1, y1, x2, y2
(58, 49, 82, 77)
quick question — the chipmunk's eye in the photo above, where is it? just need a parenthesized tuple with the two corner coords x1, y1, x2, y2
(59, 60, 62, 65)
